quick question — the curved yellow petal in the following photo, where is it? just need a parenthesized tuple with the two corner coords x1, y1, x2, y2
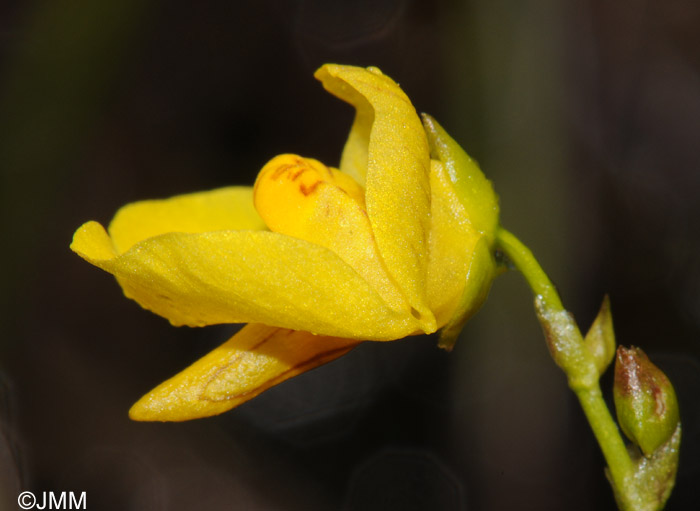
(108, 186, 266, 254)
(70, 222, 419, 340)
(324, 75, 372, 186)
(315, 64, 434, 332)
(254, 154, 409, 314)
(129, 324, 359, 421)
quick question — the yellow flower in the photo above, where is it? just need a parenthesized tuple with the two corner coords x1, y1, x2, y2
(70, 64, 499, 421)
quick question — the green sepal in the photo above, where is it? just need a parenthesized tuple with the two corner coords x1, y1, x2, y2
(438, 237, 495, 351)
(583, 295, 616, 376)
(421, 114, 499, 243)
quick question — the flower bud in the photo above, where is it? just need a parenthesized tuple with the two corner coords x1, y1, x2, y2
(614, 346, 680, 456)
(583, 295, 616, 376)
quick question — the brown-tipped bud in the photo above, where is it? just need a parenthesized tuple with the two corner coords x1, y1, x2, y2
(583, 295, 616, 375)
(614, 346, 680, 456)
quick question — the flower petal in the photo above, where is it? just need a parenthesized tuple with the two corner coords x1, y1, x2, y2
(108, 186, 266, 254)
(70, 222, 419, 340)
(129, 324, 360, 421)
(254, 154, 409, 314)
(315, 64, 435, 332)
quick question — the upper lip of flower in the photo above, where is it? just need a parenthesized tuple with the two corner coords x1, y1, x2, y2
(69, 63, 498, 420)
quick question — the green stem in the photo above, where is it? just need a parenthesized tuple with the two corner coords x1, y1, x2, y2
(495, 227, 636, 507)
(577, 386, 636, 487)
(496, 228, 563, 310)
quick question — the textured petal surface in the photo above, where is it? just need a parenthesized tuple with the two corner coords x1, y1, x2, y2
(129, 324, 359, 421)
(108, 186, 265, 254)
(70, 222, 418, 339)
(324, 75, 372, 186)
(254, 154, 409, 314)
(315, 64, 434, 333)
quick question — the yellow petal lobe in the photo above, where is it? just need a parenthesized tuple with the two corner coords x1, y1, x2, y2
(315, 64, 435, 333)
(71, 224, 416, 339)
(71, 220, 118, 260)
(129, 324, 360, 421)
(109, 186, 265, 254)
(254, 154, 409, 314)
(253, 154, 365, 224)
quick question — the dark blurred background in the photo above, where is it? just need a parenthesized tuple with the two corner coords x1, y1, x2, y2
(1, 0, 698, 509)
